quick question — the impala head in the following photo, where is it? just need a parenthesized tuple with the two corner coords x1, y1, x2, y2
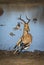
(18, 15, 31, 32)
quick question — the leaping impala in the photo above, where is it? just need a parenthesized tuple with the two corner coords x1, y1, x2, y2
(13, 16, 32, 54)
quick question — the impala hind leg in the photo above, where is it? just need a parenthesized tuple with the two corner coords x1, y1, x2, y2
(18, 43, 25, 53)
(13, 45, 19, 54)
(13, 49, 19, 54)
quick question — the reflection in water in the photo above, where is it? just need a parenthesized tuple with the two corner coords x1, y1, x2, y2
(9, 32, 15, 37)
(0, 24, 5, 26)
(33, 18, 37, 23)
(13, 22, 21, 30)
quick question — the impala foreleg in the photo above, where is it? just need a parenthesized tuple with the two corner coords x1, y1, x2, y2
(13, 38, 22, 54)
(14, 45, 17, 49)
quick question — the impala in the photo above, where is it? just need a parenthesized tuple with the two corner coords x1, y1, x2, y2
(13, 16, 32, 54)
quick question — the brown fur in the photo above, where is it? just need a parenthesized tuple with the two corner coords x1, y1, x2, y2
(17, 16, 32, 46)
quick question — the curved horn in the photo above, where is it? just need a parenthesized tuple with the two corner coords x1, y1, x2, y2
(18, 15, 26, 23)
(26, 16, 31, 23)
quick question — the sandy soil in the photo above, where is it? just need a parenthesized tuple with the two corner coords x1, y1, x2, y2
(0, 50, 44, 65)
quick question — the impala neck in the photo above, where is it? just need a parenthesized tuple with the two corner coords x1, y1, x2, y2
(23, 30, 28, 36)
